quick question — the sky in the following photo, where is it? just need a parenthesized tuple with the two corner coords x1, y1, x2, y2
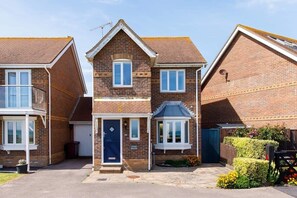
(1, 0, 297, 96)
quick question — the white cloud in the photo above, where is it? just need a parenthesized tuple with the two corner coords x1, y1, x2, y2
(237, 0, 297, 10)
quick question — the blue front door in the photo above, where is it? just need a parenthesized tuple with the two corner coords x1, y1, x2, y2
(103, 120, 121, 163)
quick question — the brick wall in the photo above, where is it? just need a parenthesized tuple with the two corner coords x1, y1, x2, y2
(202, 33, 297, 129)
(151, 68, 201, 161)
(93, 30, 151, 99)
(0, 45, 84, 167)
(49, 46, 85, 164)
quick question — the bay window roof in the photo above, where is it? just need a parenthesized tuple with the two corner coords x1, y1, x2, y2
(153, 101, 194, 118)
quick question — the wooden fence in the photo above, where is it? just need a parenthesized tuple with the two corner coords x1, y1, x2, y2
(220, 143, 237, 165)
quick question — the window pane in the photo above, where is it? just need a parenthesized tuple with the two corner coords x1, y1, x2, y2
(8, 72, 16, 85)
(8, 87, 16, 107)
(7, 122, 13, 144)
(16, 122, 22, 144)
(114, 63, 121, 85)
(158, 121, 163, 143)
(166, 122, 173, 143)
(175, 122, 181, 143)
(161, 71, 167, 91)
(21, 87, 29, 107)
(178, 71, 185, 91)
(20, 72, 29, 85)
(29, 121, 34, 144)
(131, 120, 139, 139)
(185, 121, 189, 143)
(169, 71, 176, 91)
(123, 63, 131, 85)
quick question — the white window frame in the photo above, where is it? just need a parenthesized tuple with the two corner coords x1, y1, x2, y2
(5, 69, 32, 108)
(0, 116, 37, 151)
(113, 60, 133, 87)
(130, 118, 140, 141)
(160, 69, 186, 93)
(155, 119, 190, 150)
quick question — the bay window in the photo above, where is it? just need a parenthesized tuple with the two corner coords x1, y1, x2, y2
(156, 119, 191, 150)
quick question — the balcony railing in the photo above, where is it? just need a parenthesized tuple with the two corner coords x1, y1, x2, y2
(0, 85, 46, 112)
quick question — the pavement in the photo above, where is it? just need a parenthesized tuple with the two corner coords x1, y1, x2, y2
(0, 159, 296, 198)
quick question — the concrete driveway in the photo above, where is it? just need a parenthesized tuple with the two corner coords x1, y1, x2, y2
(0, 159, 296, 198)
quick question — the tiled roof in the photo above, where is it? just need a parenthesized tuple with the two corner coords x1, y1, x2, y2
(239, 25, 297, 56)
(94, 100, 151, 114)
(142, 37, 206, 64)
(153, 101, 194, 118)
(0, 37, 72, 64)
(70, 97, 92, 121)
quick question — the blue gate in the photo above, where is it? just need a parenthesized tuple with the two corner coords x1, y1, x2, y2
(202, 128, 220, 163)
(103, 120, 121, 163)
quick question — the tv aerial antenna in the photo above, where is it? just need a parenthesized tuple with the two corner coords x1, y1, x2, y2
(90, 22, 113, 38)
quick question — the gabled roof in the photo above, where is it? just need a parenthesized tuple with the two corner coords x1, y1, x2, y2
(142, 37, 206, 65)
(86, 19, 157, 61)
(202, 24, 297, 85)
(70, 97, 92, 122)
(0, 37, 72, 64)
(153, 101, 194, 118)
(0, 37, 87, 93)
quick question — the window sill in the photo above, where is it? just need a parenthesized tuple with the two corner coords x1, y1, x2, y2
(154, 143, 192, 153)
(0, 144, 38, 151)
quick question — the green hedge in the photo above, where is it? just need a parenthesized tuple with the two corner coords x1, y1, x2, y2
(223, 137, 278, 159)
(233, 157, 269, 185)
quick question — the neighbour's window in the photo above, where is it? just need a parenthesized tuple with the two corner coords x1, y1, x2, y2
(113, 61, 132, 87)
(160, 70, 185, 92)
(130, 119, 140, 140)
(157, 120, 189, 144)
(4, 120, 35, 145)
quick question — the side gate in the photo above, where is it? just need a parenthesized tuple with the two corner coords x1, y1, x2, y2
(202, 128, 220, 163)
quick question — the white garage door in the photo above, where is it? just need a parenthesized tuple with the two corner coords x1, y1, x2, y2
(74, 124, 92, 157)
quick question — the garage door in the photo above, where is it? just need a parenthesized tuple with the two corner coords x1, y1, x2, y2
(74, 125, 92, 157)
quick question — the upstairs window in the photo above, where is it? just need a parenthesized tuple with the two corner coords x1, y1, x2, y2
(113, 60, 132, 87)
(160, 70, 185, 92)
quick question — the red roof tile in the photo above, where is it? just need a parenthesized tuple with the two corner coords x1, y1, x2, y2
(70, 97, 92, 121)
(142, 37, 206, 64)
(0, 37, 72, 64)
(94, 101, 151, 114)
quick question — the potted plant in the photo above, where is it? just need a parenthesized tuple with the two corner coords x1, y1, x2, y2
(16, 159, 28, 174)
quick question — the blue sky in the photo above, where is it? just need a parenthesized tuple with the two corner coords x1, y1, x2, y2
(1, 0, 297, 95)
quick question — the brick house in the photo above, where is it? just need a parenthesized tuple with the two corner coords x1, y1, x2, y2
(201, 25, 297, 134)
(0, 37, 87, 170)
(86, 19, 206, 171)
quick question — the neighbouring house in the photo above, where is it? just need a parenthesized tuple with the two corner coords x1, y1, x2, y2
(69, 97, 92, 157)
(86, 19, 206, 171)
(0, 37, 87, 170)
(201, 25, 297, 157)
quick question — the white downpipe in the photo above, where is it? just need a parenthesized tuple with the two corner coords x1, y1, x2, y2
(25, 113, 30, 172)
(92, 116, 95, 171)
(147, 116, 151, 171)
(196, 67, 203, 158)
(44, 67, 52, 164)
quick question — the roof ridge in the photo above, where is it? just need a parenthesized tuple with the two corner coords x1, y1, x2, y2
(141, 36, 190, 39)
(0, 36, 73, 40)
(238, 24, 297, 44)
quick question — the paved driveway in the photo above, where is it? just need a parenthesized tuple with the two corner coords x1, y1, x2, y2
(0, 159, 296, 198)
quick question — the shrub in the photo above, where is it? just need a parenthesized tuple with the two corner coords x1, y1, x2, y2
(256, 124, 288, 142)
(17, 159, 26, 165)
(233, 127, 250, 137)
(185, 156, 200, 167)
(223, 137, 279, 159)
(234, 175, 250, 189)
(233, 157, 269, 184)
(217, 170, 238, 189)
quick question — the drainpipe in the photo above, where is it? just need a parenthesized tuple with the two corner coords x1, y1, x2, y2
(147, 115, 151, 171)
(25, 113, 30, 172)
(44, 67, 52, 165)
(195, 66, 203, 158)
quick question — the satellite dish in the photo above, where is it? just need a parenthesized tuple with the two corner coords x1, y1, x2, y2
(219, 69, 227, 75)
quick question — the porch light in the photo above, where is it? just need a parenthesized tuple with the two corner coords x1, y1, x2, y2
(124, 120, 128, 130)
